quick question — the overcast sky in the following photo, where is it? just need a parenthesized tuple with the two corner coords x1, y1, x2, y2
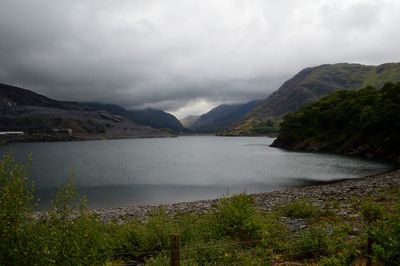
(1, 0, 399, 118)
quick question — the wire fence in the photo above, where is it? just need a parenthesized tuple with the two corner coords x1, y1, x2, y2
(110, 232, 371, 266)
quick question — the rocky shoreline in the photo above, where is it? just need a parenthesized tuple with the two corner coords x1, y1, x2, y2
(2, 131, 173, 144)
(271, 136, 400, 164)
(92, 169, 400, 223)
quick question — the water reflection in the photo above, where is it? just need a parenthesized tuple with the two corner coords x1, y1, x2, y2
(0, 136, 394, 209)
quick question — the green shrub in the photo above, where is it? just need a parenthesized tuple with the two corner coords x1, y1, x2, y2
(145, 254, 169, 266)
(318, 247, 359, 266)
(280, 198, 323, 219)
(144, 209, 178, 250)
(371, 204, 400, 265)
(180, 240, 272, 265)
(360, 201, 384, 224)
(288, 227, 331, 259)
(287, 225, 352, 261)
(112, 220, 145, 255)
(213, 194, 262, 241)
(260, 214, 289, 253)
(36, 179, 113, 265)
(0, 154, 36, 265)
(112, 208, 181, 263)
(0, 153, 114, 265)
(174, 212, 213, 244)
(286, 224, 358, 260)
(318, 256, 342, 266)
(181, 239, 237, 265)
(38, 213, 113, 265)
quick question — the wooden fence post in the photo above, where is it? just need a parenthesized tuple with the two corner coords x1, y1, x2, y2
(367, 235, 372, 266)
(170, 234, 180, 266)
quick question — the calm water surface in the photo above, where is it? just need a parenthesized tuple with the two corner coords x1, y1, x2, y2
(0, 136, 394, 209)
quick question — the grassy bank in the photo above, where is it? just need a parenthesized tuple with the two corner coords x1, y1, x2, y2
(1, 154, 400, 265)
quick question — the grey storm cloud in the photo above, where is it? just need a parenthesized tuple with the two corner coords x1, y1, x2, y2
(0, 0, 399, 118)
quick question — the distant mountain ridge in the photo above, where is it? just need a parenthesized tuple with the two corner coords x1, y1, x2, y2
(84, 103, 186, 133)
(225, 62, 400, 135)
(129, 109, 186, 133)
(188, 100, 263, 133)
(0, 83, 170, 141)
(0, 83, 82, 112)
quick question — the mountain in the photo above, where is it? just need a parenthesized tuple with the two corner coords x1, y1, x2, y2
(0, 83, 168, 141)
(271, 82, 400, 162)
(84, 103, 186, 133)
(180, 115, 200, 128)
(188, 100, 263, 133)
(129, 109, 186, 133)
(224, 62, 400, 135)
(0, 83, 82, 111)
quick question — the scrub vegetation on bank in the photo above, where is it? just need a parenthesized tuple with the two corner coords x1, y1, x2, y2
(272, 82, 400, 162)
(1, 153, 400, 265)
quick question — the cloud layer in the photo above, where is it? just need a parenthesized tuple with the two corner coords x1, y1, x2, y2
(1, 0, 399, 118)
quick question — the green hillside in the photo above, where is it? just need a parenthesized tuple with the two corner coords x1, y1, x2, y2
(224, 63, 400, 135)
(272, 82, 400, 162)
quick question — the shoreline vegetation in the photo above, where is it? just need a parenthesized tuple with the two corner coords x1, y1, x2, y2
(272, 82, 400, 163)
(2, 153, 400, 265)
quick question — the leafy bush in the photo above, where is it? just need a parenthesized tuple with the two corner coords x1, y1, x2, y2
(288, 227, 332, 259)
(112, 220, 144, 255)
(0, 153, 113, 265)
(38, 179, 113, 265)
(143, 209, 178, 250)
(280, 198, 323, 219)
(181, 239, 237, 265)
(318, 256, 342, 266)
(318, 246, 359, 266)
(260, 213, 289, 255)
(144, 254, 169, 266)
(360, 201, 384, 224)
(371, 204, 400, 265)
(213, 194, 263, 241)
(287, 225, 353, 261)
(180, 240, 273, 265)
(0, 153, 35, 265)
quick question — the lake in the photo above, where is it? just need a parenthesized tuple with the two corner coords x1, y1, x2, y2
(0, 136, 395, 209)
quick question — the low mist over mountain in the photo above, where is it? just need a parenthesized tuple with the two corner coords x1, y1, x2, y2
(188, 100, 263, 133)
(180, 115, 200, 129)
(225, 62, 400, 135)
